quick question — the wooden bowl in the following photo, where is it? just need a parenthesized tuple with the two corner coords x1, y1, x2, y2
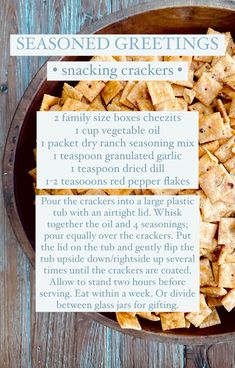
(3, 0, 235, 344)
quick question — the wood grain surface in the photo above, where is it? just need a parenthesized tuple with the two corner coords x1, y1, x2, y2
(0, 1, 235, 367)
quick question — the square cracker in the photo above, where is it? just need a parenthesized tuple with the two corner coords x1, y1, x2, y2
(116, 313, 141, 330)
(199, 112, 225, 144)
(214, 136, 235, 163)
(210, 54, 235, 82)
(75, 81, 105, 102)
(127, 81, 148, 107)
(199, 164, 235, 203)
(199, 152, 218, 176)
(221, 289, 235, 311)
(120, 81, 136, 109)
(61, 83, 83, 103)
(193, 73, 222, 106)
(88, 94, 106, 111)
(200, 222, 218, 244)
(200, 258, 215, 286)
(218, 263, 235, 288)
(147, 81, 175, 106)
(101, 81, 124, 105)
(186, 294, 212, 327)
(194, 63, 211, 79)
(218, 218, 235, 246)
(40, 94, 59, 111)
(160, 312, 185, 331)
(199, 308, 221, 328)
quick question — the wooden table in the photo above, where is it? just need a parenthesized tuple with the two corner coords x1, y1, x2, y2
(1, 0, 235, 367)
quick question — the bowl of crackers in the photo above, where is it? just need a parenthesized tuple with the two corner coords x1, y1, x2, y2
(3, 0, 235, 344)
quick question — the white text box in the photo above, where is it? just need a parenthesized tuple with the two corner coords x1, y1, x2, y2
(47, 61, 188, 81)
(37, 111, 198, 189)
(36, 195, 200, 312)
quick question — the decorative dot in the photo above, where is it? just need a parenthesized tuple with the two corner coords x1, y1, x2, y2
(53, 67, 57, 72)
(178, 67, 182, 72)
(0, 83, 8, 93)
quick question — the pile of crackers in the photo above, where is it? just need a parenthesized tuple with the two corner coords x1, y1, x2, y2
(30, 28, 235, 331)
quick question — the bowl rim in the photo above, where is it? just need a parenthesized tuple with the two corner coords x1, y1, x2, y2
(3, 0, 235, 344)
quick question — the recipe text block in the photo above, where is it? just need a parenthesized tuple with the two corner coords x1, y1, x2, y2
(37, 111, 198, 189)
(36, 195, 200, 312)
